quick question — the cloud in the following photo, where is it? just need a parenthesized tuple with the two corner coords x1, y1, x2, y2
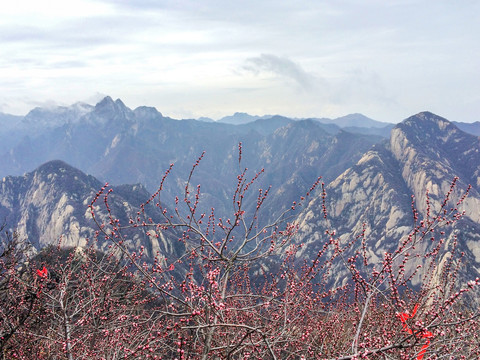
(82, 92, 109, 105)
(1, 1, 479, 121)
(242, 54, 317, 91)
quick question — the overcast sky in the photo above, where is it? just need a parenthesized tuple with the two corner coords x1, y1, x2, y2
(1, 0, 479, 123)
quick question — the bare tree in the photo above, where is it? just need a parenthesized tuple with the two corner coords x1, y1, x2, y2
(90, 147, 480, 359)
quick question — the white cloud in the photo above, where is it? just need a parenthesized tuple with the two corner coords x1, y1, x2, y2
(242, 54, 318, 91)
(0, 0, 479, 122)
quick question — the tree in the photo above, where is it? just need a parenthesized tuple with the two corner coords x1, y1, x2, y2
(0, 227, 42, 359)
(87, 146, 480, 359)
(1, 145, 478, 358)
(19, 244, 180, 360)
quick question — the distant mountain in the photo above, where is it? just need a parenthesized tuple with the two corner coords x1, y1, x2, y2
(238, 115, 293, 135)
(295, 112, 480, 285)
(0, 112, 23, 131)
(218, 112, 265, 125)
(0, 97, 382, 224)
(0, 113, 23, 153)
(453, 121, 480, 136)
(196, 117, 215, 122)
(342, 124, 395, 138)
(303, 119, 342, 135)
(305, 113, 396, 138)
(218, 112, 394, 133)
(22, 102, 93, 130)
(312, 113, 393, 129)
(335, 113, 392, 128)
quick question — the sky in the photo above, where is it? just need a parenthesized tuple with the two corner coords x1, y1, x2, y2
(1, 0, 479, 123)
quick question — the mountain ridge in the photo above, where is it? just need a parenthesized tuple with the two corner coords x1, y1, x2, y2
(295, 111, 480, 285)
(0, 98, 382, 225)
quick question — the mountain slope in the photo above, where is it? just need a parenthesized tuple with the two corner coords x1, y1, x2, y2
(453, 121, 480, 136)
(295, 112, 480, 284)
(0, 160, 180, 259)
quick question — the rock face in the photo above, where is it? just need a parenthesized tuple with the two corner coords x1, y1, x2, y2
(295, 112, 480, 283)
(0, 160, 99, 248)
(390, 113, 480, 220)
(0, 160, 180, 260)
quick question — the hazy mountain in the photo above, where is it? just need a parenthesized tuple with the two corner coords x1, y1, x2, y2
(218, 112, 265, 125)
(22, 102, 93, 130)
(334, 113, 392, 128)
(453, 121, 480, 136)
(0, 97, 382, 224)
(295, 112, 480, 285)
(342, 124, 395, 138)
(196, 116, 215, 122)
(306, 113, 396, 138)
(312, 113, 392, 128)
(238, 115, 293, 135)
(0, 113, 24, 153)
(0, 112, 23, 131)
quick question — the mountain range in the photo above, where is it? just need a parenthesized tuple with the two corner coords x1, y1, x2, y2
(0, 98, 479, 283)
(0, 97, 385, 222)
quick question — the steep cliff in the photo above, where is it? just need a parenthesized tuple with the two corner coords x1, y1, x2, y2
(295, 112, 480, 284)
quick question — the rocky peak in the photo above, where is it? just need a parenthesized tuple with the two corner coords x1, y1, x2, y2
(295, 111, 480, 286)
(93, 96, 134, 124)
(32, 160, 100, 192)
(36, 159, 82, 175)
(133, 106, 163, 121)
(0, 160, 180, 260)
(94, 95, 114, 109)
(404, 111, 452, 127)
(391, 112, 460, 152)
(389, 112, 480, 202)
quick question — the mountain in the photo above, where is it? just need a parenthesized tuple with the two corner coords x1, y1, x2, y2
(342, 124, 395, 138)
(0, 113, 24, 154)
(295, 112, 480, 284)
(218, 112, 265, 125)
(0, 160, 181, 259)
(453, 121, 480, 136)
(238, 115, 293, 135)
(332, 113, 392, 128)
(1, 102, 479, 289)
(22, 102, 93, 130)
(196, 117, 215, 122)
(0, 112, 23, 131)
(83, 116, 382, 223)
(308, 113, 396, 138)
(0, 97, 383, 224)
(312, 113, 392, 128)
